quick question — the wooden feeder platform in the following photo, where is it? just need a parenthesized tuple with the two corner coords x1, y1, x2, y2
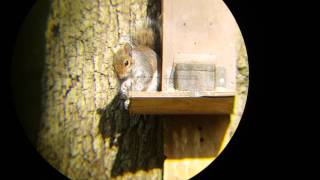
(129, 91, 235, 114)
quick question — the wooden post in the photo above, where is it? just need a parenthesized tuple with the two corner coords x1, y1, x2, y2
(161, 0, 240, 179)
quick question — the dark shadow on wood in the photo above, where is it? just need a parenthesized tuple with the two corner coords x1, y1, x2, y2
(97, 0, 164, 177)
(97, 93, 164, 177)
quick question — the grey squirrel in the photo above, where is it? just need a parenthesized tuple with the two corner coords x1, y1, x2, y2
(113, 19, 161, 109)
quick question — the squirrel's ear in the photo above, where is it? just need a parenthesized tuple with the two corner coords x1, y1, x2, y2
(124, 43, 132, 56)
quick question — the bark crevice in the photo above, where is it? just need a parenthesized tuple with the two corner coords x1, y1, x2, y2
(37, 0, 164, 179)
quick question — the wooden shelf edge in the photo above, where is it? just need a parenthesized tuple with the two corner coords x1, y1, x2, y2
(129, 91, 235, 98)
(128, 91, 235, 115)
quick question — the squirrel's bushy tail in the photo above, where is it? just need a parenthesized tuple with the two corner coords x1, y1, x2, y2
(132, 26, 155, 49)
(132, 17, 161, 50)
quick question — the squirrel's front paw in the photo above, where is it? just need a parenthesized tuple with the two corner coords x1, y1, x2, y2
(119, 91, 128, 100)
(124, 99, 130, 110)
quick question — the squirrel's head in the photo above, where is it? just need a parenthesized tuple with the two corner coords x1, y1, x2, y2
(113, 43, 133, 80)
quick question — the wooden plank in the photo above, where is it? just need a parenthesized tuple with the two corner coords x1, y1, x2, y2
(161, 0, 241, 178)
(174, 63, 215, 91)
(164, 159, 214, 180)
(129, 91, 235, 98)
(128, 92, 234, 114)
(163, 115, 231, 179)
(162, 0, 238, 92)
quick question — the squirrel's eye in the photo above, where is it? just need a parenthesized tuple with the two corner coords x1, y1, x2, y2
(124, 60, 129, 66)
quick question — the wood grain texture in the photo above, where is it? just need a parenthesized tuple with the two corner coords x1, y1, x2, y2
(162, 0, 237, 92)
(129, 97, 234, 114)
(129, 91, 234, 114)
(129, 91, 235, 97)
(174, 63, 215, 91)
(163, 115, 231, 179)
(163, 115, 230, 158)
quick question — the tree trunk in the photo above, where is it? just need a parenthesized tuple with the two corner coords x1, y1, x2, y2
(37, 0, 164, 179)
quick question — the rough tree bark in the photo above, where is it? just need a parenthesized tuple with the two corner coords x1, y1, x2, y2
(37, 0, 164, 179)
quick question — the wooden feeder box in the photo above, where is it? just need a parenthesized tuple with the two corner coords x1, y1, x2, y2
(128, 0, 237, 114)
(129, 0, 240, 179)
